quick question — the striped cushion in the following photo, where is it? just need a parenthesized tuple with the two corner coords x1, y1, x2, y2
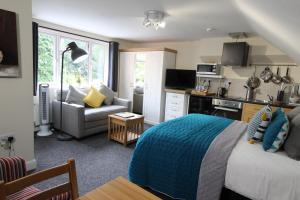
(7, 187, 70, 200)
(247, 105, 272, 140)
(0, 157, 26, 183)
(7, 186, 41, 200)
(50, 192, 71, 200)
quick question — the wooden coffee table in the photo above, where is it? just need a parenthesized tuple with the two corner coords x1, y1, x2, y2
(108, 112, 144, 146)
(77, 176, 161, 200)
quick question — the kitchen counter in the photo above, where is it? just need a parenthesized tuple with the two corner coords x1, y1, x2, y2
(190, 93, 296, 109)
(165, 88, 297, 109)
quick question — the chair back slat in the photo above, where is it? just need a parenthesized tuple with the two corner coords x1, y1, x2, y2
(28, 183, 71, 200)
(5, 163, 69, 195)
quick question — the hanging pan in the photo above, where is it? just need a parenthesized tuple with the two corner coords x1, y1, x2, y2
(282, 67, 292, 84)
(260, 66, 273, 83)
(272, 67, 282, 85)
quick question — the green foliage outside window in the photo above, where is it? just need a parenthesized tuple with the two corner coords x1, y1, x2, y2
(38, 33, 55, 82)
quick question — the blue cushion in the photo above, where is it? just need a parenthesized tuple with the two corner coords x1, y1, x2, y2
(263, 108, 289, 152)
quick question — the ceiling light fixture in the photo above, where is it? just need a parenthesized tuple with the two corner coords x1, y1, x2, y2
(143, 10, 166, 30)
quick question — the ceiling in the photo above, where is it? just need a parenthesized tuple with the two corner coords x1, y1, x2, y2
(32, 0, 253, 42)
(32, 0, 300, 63)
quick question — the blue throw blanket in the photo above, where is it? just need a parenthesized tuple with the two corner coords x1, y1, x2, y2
(129, 114, 233, 200)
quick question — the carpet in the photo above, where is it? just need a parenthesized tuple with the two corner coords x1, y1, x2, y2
(34, 130, 140, 195)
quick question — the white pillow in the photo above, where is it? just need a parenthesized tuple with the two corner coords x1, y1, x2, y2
(99, 84, 114, 105)
(65, 85, 86, 106)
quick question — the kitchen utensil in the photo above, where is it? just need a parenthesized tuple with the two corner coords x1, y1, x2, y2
(260, 67, 273, 83)
(277, 90, 284, 102)
(282, 67, 292, 84)
(244, 85, 255, 101)
(217, 87, 227, 98)
(247, 67, 261, 89)
(272, 67, 282, 84)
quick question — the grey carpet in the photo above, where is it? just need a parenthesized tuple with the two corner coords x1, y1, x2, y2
(34, 129, 144, 195)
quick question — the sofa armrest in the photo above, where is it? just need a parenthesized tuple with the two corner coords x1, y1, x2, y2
(113, 97, 132, 112)
(52, 100, 85, 138)
(0, 156, 26, 182)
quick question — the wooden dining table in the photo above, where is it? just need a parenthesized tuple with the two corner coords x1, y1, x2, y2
(77, 176, 161, 200)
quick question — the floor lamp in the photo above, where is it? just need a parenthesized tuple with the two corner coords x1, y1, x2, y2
(57, 42, 88, 141)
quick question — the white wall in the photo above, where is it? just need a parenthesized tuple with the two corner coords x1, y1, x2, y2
(132, 36, 300, 100)
(0, 0, 35, 168)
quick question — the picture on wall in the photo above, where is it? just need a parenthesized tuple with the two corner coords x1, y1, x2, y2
(0, 9, 20, 77)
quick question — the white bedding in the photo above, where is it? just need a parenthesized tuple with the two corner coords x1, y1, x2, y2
(225, 134, 300, 200)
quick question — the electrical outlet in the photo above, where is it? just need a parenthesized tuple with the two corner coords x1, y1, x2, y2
(0, 133, 15, 142)
(0, 133, 15, 150)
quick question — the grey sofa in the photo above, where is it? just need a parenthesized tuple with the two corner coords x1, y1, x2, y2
(52, 91, 131, 139)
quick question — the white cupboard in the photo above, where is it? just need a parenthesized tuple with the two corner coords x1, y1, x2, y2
(165, 92, 189, 121)
(119, 48, 177, 124)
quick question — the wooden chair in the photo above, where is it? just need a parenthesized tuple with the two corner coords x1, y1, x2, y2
(0, 159, 79, 200)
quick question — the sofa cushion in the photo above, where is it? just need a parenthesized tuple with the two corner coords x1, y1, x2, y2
(65, 85, 86, 106)
(85, 105, 127, 122)
(99, 84, 114, 105)
(83, 87, 106, 108)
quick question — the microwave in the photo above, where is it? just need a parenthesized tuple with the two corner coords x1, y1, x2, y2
(197, 63, 220, 75)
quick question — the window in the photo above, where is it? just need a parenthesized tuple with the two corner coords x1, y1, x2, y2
(134, 53, 146, 87)
(38, 28, 109, 88)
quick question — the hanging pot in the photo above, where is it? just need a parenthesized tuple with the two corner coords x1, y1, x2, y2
(272, 67, 282, 85)
(260, 67, 273, 83)
(282, 67, 292, 84)
(247, 66, 261, 89)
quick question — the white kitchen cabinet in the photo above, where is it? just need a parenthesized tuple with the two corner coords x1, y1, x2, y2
(119, 49, 177, 124)
(165, 92, 189, 121)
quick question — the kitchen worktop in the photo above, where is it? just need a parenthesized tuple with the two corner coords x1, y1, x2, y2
(191, 93, 297, 109)
(165, 88, 297, 109)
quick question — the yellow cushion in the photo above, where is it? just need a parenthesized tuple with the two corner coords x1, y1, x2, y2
(83, 87, 106, 108)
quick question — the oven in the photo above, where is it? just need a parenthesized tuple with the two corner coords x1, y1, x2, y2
(211, 98, 243, 120)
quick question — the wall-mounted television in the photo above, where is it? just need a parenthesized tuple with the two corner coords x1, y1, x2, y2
(165, 69, 196, 89)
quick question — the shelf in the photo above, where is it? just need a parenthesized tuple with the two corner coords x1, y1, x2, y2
(196, 74, 224, 79)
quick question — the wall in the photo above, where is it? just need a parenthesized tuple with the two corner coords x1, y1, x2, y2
(0, 0, 36, 169)
(132, 36, 300, 100)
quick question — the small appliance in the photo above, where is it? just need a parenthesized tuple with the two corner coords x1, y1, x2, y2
(197, 63, 220, 75)
(37, 84, 53, 136)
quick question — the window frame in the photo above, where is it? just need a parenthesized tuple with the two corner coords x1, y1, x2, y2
(38, 27, 109, 88)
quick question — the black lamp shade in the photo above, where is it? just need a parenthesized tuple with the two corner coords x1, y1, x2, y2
(67, 42, 88, 63)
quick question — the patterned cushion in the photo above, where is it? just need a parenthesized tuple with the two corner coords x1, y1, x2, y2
(0, 157, 26, 183)
(252, 112, 272, 142)
(7, 186, 41, 200)
(263, 108, 290, 152)
(247, 105, 272, 140)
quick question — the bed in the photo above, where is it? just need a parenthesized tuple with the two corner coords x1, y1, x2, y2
(128, 114, 300, 200)
(225, 134, 300, 200)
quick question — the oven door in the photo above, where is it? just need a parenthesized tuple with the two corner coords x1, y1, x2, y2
(211, 106, 242, 120)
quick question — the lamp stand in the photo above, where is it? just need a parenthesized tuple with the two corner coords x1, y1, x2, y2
(57, 49, 73, 141)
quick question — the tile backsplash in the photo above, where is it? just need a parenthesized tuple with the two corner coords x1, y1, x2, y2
(199, 65, 299, 102)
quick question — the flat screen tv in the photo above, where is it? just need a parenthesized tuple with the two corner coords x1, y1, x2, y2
(165, 69, 196, 89)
